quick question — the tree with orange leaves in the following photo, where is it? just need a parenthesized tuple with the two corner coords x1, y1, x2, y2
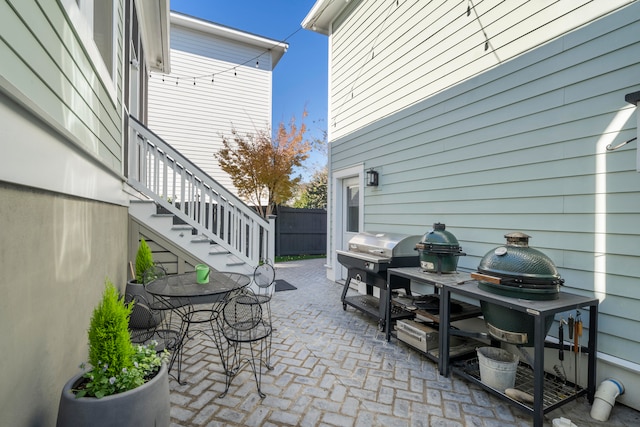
(215, 111, 312, 218)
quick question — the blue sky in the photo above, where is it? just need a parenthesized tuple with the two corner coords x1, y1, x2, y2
(170, 0, 328, 177)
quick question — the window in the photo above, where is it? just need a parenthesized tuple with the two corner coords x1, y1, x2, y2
(63, 0, 116, 84)
(346, 185, 359, 233)
(93, 0, 114, 77)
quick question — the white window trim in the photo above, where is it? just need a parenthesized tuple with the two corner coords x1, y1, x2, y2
(61, 0, 117, 102)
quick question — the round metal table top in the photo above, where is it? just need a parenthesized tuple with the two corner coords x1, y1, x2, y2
(145, 271, 251, 298)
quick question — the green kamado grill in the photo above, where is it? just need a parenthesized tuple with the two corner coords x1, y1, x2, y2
(415, 223, 465, 274)
(472, 232, 564, 346)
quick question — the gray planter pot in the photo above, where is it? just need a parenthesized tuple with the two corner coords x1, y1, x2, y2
(56, 362, 170, 427)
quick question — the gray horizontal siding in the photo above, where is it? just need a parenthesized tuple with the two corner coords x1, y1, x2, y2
(330, 2, 640, 363)
(1, 0, 123, 172)
(329, 0, 633, 139)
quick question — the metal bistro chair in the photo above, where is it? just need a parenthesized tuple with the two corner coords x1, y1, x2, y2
(127, 265, 180, 354)
(217, 292, 273, 398)
(239, 261, 276, 368)
(249, 261, 276, 325)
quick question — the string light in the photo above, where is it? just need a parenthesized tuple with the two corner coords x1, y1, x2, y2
(151, 26, 304, 86)
(333, 0, 397, 121)
(467, 0, 491, 53)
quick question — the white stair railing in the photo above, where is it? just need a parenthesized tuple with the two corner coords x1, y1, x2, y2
(128, 116, 275, 267)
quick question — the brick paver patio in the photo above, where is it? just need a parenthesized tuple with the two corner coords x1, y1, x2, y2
(167, 258, 639, 426)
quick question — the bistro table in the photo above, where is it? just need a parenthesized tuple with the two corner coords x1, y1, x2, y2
(145, 270, 251, 383)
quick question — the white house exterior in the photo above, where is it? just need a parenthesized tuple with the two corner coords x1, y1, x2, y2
(148, 12, 288, 200)
(305, 0, 640, 411)
(0, 0, 169, 424)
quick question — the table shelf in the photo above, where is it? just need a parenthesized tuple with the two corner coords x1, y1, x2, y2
(343, 294, 413, 330)
(453, 357, 586, 413)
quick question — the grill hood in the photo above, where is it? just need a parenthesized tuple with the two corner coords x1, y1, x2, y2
(341, 232, 421, 260)
(475, 232, 563, 290)
(474, 232, 563, 346)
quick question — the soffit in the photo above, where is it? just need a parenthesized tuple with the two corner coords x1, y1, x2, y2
(171, 12, 288, 68)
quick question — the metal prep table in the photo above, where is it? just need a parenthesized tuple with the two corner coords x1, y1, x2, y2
(439, 280, 598, 427)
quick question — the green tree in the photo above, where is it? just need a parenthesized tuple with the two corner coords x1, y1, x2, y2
(293, 167, 327, 209)
(215, 112, 312, 218)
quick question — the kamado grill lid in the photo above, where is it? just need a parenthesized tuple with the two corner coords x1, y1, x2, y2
(415, 223, 462, 253)
(476, 232, 563, 288)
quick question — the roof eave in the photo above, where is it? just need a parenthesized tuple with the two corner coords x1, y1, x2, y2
(302, 0, 350, 35)
(171, 12, 288, 68)
(138, 0, 171, 73)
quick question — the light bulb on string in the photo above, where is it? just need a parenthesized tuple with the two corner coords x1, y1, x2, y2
(256, 60, 259, 68)
(234, 68, 237, 76)
(193, 77, 196, 85)
(176, 76, 179, 85)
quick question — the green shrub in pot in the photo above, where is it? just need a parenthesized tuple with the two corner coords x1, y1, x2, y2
(135, 238, 154, 284)
(56, 279, 170, 427)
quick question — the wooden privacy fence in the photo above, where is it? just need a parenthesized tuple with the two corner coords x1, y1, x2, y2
(275, 207, 327, 256)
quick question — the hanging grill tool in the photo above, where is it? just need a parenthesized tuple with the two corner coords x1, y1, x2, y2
(556, 319, 568, 383)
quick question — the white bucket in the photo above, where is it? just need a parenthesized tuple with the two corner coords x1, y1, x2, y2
(477, 347, 519, 391)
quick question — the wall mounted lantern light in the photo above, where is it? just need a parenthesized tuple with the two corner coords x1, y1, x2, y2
(366, 168, 379, 187)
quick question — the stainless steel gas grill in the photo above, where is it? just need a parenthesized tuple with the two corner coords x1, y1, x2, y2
(337, 232, 420, 330)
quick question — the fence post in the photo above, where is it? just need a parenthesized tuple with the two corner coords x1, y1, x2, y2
(267, 215, 277, 263)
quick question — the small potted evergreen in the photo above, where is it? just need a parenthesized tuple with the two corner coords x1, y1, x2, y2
(57, 280, 170, 427)
(126, 238, 162, 328)
(134, 238, 155, 284)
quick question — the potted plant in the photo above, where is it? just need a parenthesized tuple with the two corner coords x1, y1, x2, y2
(126, 238, 163, 328)
(57, 280, 170, 427)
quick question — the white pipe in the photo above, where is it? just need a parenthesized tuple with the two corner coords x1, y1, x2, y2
(590, 378, 625, 421)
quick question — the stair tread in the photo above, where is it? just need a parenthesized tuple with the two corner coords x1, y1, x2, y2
(129, 198, 254, 275)
(171, 225, 193, 230)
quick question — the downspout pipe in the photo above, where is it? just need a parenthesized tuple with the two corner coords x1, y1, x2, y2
(590, 378, 625, 421)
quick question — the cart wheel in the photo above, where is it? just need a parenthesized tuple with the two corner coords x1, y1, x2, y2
(342, 303, 347, 311)
(378, 320, 385, 331)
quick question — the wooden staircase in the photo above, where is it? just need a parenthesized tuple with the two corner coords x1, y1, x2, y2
(127, 116, 274, 274)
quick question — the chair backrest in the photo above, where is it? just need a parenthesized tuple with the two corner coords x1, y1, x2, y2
(253, 263, 275, 290)
(142, 264, 167, 285)
(127, 292, 158, 330)
(223, 293, 263, 333)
